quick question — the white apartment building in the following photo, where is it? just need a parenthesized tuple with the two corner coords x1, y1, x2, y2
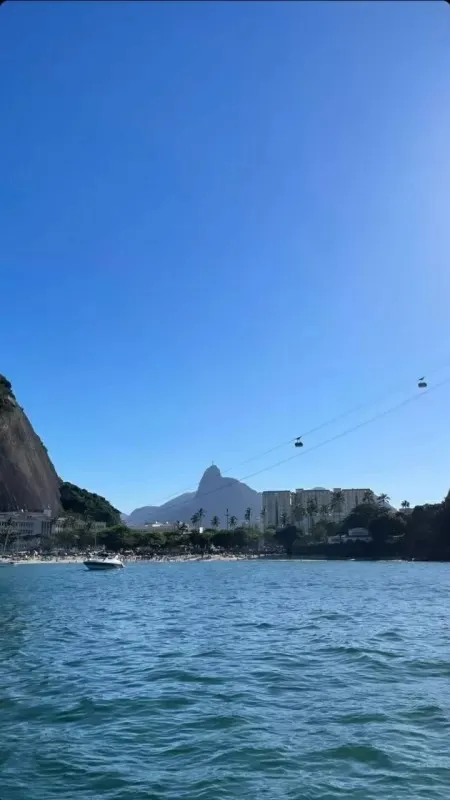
(262, 491, 292, 529)
(0, 508, 53, 550)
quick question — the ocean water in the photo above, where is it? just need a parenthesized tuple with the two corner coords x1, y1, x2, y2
(1, 560, 450, 800)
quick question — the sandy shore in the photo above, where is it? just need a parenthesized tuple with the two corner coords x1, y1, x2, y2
(5, 553, 261, 566)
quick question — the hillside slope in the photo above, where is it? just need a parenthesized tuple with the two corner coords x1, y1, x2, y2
(0, 376, 61, 512)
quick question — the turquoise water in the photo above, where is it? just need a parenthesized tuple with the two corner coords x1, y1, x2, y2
(1, 561, 450, 799)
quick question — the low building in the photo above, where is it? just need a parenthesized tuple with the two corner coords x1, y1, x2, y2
(0, 507, 53, 551)
(344, 527, 372, 543)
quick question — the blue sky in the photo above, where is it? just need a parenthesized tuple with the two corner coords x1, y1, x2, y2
(1, 1, 450, 513)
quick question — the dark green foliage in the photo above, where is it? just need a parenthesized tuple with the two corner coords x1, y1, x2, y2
(100, 524, 130, 552)
(274, 524, 299, 556)
(60, 482, 121, 526)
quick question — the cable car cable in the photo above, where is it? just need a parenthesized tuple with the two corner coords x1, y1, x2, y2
(158, 373, 450, 514)
(156, 355, 450, 508)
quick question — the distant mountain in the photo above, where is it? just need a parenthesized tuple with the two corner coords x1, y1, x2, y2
(126, 466, 261, 528)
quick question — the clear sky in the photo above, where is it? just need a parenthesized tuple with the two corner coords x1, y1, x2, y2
(1, 1, 450, 513)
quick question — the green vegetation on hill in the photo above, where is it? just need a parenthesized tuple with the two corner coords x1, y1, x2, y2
(59, 482, 121, 526)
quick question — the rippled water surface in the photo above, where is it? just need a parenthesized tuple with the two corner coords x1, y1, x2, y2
(1, 560, 450, 799)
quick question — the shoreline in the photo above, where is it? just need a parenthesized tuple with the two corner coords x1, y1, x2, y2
(2, 553, 263, 566)
(1, 554, 418, 566)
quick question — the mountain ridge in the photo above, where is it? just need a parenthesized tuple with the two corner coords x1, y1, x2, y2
(126, 465, 261, 527)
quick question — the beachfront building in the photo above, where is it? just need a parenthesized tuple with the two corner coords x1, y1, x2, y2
(0, 507, 53, 551)
(52, 518, 107, 535)
(262, 491, 292, 529)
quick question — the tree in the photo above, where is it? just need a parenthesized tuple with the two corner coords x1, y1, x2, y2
(213, 529, 234, 550)
(197, 508, 206, 529)
(292, 503, 306, 527)
(280, 511, 288, 527)
(311, 520, 328, 543)
(274, 524, 299, 557)
(377, 493, 390, 506)
(190, 529, 211, 553)
(229, 515, 238, 530)
(191, 512, 200, 529)
(369, 513, 402, 549)
(140, 529, 166, 551)
(101, 524, 130, 552)
(78, 519, 96, 549)
(330, 490, 345, 522)
(211, 516, 220, 530)
(401, 500, 410, 509)
(306, 499, 318, 534)
(260, 506, 266, 531)
(244, 507, 252, 527)
(362, 490, 375, 504)
(63, 515, 79, 534)
(319, 503, 329, 519)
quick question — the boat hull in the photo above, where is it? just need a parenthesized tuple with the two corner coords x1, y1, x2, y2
(84, 560, 124, 571)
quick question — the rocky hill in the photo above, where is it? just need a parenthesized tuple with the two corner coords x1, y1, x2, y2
(0, 375, 61, 512)
(126, 465, 262, 527)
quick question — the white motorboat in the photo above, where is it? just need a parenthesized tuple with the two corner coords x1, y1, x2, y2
(84, 555, 124, 571)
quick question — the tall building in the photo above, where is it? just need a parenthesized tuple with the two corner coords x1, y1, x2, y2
(291, 487, 374, 531)
(262, 491, 292, 529)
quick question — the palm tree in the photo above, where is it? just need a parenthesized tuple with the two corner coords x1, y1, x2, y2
(260, 506, 266, 532)
(191, 512, 200, 530)
(82, 518, 95, 549)
(179, 522, 188, 534)
(280, 511, 288, 527)
(292, 503, 305, 526)
(377, 493, 390, 506)
(306, 499, 318, 533)
(244, 507, 252, 528)
(211, 515, 220, 529)
(197, 508, 206, 529)
(229, 515, 238, 530)
(401, 500, 410, 509)
(330, 490, 345, 522)
(362, 490, 375, 504)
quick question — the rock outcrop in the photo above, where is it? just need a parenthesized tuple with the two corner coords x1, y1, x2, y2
(0, 376, 61, 513)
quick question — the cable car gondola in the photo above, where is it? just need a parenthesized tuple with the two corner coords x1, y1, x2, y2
(418, 377, 427, 389)
(294, 437, 304, 448)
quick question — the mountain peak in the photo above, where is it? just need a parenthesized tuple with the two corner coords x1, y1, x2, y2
(202, 464, 222, 479)
(127, 464, 261, 526)
(197, 464, 223, 495)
